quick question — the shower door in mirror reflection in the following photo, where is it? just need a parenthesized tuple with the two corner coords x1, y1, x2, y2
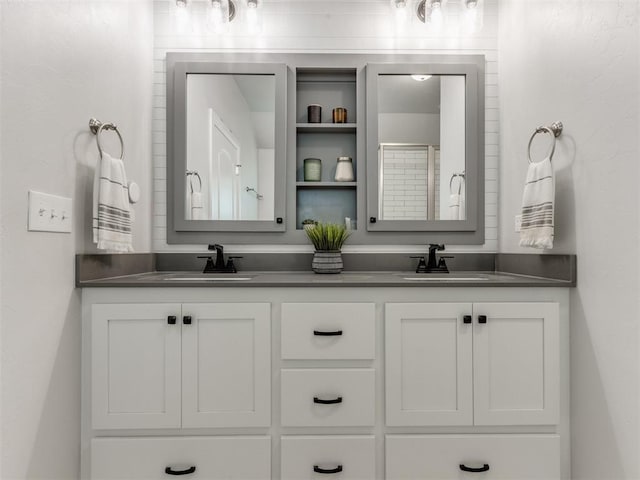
(377, 74, 465, 222)
(186, 73, 276, 221)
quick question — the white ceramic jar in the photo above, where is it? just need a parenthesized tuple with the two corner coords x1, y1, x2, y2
(334, 156, 354, 182)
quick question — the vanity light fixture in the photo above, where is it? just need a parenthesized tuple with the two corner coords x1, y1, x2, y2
(209, 0, 236, 33)
(417, 0, 444, 31)
(245, 0, 263, 35)
(415, 0, 483, 33)
(391, 0, 411, 32)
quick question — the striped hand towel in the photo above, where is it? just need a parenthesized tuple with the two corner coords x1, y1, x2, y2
(519, 156, 554, 249)
(92, 152, 134, 252)
(449, 194, 461, 220)
(191, 191, 204, 220)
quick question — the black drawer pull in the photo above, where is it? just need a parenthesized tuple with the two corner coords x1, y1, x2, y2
(478, 315, 487, 324)
(463, 315, 472, 324)
(183, 315, 192, 325)
(313, 465, 343, 474)
(313, 330, 343, 336)
(165, 466, 196, 475)
(167, 316, 177, 325)
(313, 396, 343, 405)
(459, 463, 490, 473)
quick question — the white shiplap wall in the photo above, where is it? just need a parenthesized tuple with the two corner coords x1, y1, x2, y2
(153, 0, 499, 252)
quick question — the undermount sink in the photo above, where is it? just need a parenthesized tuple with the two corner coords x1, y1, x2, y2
(398, 273, 491, 281)
(158, 273, 255, 281)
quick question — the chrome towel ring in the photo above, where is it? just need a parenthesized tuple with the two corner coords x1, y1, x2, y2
(528, 121, 563, 164)
(89, 118, 124, 160)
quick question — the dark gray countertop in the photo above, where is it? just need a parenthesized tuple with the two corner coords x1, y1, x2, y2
(75, 252, 576, 288)
(76, 270, 573, 288)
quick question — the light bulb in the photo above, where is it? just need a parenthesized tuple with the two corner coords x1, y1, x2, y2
(176, 0, 188, 7)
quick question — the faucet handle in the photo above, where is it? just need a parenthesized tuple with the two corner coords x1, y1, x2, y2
(411, 256, 428, 273)
(197, 255, 216, 273)
(438, 255, 454, 272)
(226, 256, 243, 273)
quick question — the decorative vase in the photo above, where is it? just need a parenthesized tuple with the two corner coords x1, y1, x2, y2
(303, 158, 322, 181)
(312, 250, 343, 274)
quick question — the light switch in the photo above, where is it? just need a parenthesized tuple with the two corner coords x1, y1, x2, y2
(514, 214, 522, 233)
(28, 190, 73, 233)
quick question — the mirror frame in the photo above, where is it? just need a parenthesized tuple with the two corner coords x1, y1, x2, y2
(167, 53, 287, 243)
(366, 59, 484, 239)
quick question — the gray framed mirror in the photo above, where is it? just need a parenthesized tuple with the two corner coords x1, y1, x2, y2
(167, 53, 287, 243)
(366, 58, 484, 242)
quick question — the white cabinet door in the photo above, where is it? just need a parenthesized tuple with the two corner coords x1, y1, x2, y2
(91, 436, 271, 479)
(91, 303, 182, 429)
(181, 303, 271, 428)
(473, 302, 560, 426)
(386, 434, 561, 480)
(385, 303, 473, 426)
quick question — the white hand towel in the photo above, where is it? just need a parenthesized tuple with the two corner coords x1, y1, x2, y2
(519, 156, 554, 249)
(449, 194, 461, 220)
(92, 152, 134, 252)
(191, 191, 204, 220)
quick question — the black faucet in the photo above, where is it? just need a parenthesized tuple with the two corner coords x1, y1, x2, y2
(412, 244, 452, 273)
(197, 244, 242, 273)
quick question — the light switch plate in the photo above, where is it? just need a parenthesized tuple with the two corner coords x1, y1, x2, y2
(515, 214, 522, 233)
(28, 191, 73, 233)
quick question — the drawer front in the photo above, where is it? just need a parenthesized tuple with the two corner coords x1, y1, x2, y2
(281, 303, 375, 360)
(281, 435, 375, 480)
(281, 369, 375, 427)
(386, 434, 561, 480)
(91, 436, 270, 479)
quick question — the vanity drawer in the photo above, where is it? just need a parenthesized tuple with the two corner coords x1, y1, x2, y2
(281, 435, 375, 480)
(281, 368, 375, 426)
(386, 434, 561, 479)
(90, 436, 270, 479)
(281, 303, 375, 360)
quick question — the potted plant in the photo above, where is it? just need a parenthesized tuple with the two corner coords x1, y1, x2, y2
(301, 218, 318, 229)
(304, 222, 351, 274)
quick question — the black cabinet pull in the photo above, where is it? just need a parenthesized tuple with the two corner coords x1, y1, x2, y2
(478, 315, 487, 324)
(459, 463, 490, 473)
(167, 316, 177, 325)
(165, 466, 196, 475)
(313, 465, 343, 474)
(313, 396, 343, 404)
(183, 315, 192, 325)
(463, 315, 472, 324)
(313, 330, 343, 336)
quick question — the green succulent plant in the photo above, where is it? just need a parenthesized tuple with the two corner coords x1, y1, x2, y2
(304, 222, 351, 251)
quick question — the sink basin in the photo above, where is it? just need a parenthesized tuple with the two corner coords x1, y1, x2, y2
(398, 273, 491, 281)
(155, 273, 255, 281)
(164, 277, 254, 281)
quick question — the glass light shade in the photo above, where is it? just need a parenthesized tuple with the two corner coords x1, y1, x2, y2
(245, 0, 263, 35)
(209, 0, 232, 33)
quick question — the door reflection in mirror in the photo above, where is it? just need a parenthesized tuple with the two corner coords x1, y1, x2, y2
(186, 73, 276, 221)
(377, 74, 465, 221)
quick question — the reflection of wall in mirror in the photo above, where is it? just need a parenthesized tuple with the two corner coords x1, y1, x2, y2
(186, 74, 275, 221)
(439, 76, 466, 220)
